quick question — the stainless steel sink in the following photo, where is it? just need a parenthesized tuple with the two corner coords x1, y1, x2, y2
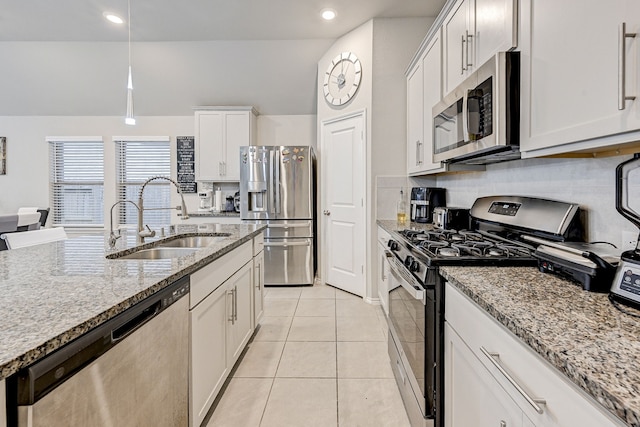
(115, 247, 199, 260)
(157, 234, 230, 248)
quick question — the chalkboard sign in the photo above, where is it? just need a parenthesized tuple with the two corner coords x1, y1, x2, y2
(176, 136, 196, 193)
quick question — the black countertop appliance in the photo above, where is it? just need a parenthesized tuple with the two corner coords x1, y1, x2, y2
(410, 187, 446, 223)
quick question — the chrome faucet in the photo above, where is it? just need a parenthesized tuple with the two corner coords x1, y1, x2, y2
(138, 176, 190, 243)
(108, 200, 141, 249)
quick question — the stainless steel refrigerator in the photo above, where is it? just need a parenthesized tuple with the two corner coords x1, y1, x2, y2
(240, 146, 315, 286)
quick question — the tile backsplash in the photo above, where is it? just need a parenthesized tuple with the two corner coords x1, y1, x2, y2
(381, 154, 639, 250)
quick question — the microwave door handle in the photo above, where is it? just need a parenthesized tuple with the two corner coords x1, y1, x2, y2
(462, 91, 470, 142)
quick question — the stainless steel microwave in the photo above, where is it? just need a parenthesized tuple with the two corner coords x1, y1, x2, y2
(432, 51, 520, 165)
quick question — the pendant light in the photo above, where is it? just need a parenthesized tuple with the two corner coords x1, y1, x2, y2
(125, 0, 135, 125)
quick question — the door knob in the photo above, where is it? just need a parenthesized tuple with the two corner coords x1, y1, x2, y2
(323, 210, 331, 216)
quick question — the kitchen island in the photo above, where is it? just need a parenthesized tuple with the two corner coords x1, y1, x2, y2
(0, 223, 264, 381)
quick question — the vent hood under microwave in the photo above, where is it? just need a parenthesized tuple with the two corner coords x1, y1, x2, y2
(432, 51, 520, 165)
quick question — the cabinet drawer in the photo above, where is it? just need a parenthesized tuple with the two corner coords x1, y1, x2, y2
(253, 232, 264, 256)
(190, 241, 252, 309)
(377, 225, 391, 247)
(445, 283, 625, 427)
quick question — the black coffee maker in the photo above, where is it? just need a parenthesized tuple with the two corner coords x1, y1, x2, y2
(410, 187, 446, 223)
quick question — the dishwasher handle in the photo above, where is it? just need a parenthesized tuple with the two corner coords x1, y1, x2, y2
(111, 301, 161, 343)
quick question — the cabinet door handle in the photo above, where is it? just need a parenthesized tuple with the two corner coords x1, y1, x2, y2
(461, 34, 466, 74)
(219, 161, 223, 176)
(233, 286, 238, 322)
(416, 140, 423, 165)
(480, 347, 546, 414)
(465, 30, 473, 69)
(256, 263, 261, 289)
(227, 289, 234, 324)
(500, 422, 506, 427)
(619, 22, 637, 110)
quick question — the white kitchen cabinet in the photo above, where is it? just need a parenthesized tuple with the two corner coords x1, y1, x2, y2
(189, 241, 253, 427)
(252, 233, 265, 328)
(376, 226, 391, 315)
(445, 283, 626, 427)
(225, 262, 253, 367)
(407, 58, 424, 175)
(190, 278, 228, 427)
(0, 379, 5, 427)
(445, 323, 532, 427)
(520, 0, 640, 157)
(443, 0, 473, 95)
(443, 0, 517, 96)
(407, 30, 449, 176)
(194, 107, 257, 182)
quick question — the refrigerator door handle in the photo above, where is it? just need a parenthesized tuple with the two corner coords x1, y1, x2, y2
(274, 149, 281, 215)
(269, 149, 276, 214)
(267, 221, 311, 228)
(264, 240, 311, 247)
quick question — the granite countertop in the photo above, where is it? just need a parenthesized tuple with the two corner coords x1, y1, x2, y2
(377, 219, 640, 426)
(441, 266, 640, 427)
(0, 223, 265, 381)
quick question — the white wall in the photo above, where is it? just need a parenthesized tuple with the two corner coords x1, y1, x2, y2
(0, 114, 316, 227)
(0, 40, 333, 116)
(428, 155, 639, 250)
(316, 18, 434, 299)
(257, 115, 316, 150)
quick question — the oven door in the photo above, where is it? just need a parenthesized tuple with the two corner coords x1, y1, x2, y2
(387, 256, 436, 421)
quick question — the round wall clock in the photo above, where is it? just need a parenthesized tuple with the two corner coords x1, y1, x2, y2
(323, 51, 362, 106)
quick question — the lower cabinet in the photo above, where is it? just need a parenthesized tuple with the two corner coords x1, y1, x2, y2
(445, 283, 626, 427)
(376, 226, 391, 316)
(0, 379, 5, 427)
(445, 322, 534, 427)
(253, 233, 265, 328)
(189, 241, 254, 427)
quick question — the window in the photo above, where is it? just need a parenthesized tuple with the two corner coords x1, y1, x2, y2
(115, 137, 171, 229)
(48, 137, 104, 227)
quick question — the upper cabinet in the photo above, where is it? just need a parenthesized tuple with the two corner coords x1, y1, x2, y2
(443, 0, 518, 96)
(194, 107, 257, 182)
(407, 30, 448, 175)
(520, 0, 640, 157)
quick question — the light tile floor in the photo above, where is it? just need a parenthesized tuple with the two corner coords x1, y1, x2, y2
(206, 283, 411, 427)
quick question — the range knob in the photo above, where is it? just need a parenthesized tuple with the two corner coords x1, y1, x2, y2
(404, 255, 414, 268)
(388, 240, 400, 251)
(410, 260, 420, 272)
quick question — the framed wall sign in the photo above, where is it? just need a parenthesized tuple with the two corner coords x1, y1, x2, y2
(0, 137, 6, 175)
(176, 136, 196, 193)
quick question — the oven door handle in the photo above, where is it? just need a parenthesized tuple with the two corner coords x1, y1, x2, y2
(388, 257, 426, 302)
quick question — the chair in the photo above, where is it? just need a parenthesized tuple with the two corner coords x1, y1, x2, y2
(1, 228, 68, 249)
(16, 207, 50, 228)
(37, 208, 50, 227)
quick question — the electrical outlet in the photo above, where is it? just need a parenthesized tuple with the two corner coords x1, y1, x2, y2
(622, 230, 638, 251)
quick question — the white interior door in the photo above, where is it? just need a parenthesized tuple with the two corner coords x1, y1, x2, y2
(321, 112, 365, 297)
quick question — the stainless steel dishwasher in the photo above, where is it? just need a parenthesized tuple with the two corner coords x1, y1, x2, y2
(7, 276, 190, 427)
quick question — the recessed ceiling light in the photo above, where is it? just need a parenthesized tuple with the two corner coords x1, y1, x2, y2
(321, 9, 336, 21)
(103, 12, 124, 24)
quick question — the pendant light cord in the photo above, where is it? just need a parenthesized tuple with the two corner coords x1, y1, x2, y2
(128, 0, 131, 68)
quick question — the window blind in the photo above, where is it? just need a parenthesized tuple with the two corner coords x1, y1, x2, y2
(48, 138, 104, 227)
(115, 138, 171, 229)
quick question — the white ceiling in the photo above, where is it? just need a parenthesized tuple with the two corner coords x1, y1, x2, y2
(0, 0, 445, 116)
(0, 0, 445, 41)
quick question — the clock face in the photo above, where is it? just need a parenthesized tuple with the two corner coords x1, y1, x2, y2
(323, 52, 362, 106)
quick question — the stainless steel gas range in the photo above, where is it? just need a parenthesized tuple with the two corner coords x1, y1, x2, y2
(385, 195, 583, 427)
